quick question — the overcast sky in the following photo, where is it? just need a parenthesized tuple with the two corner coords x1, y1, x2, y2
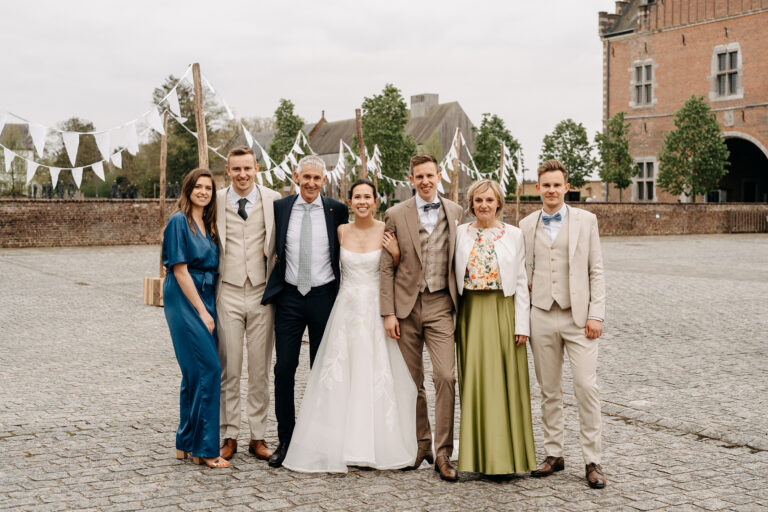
(0, 0, 611, 176)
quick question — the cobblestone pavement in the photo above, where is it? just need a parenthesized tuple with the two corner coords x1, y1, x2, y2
(1, 234, 767, 511)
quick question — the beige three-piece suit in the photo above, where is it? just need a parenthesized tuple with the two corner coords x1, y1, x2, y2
(215, 184, 281, 441)
(380, 195, 463, 458)
(520, 206, 606, 465)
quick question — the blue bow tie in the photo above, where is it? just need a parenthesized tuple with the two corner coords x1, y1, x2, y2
(423, 202, 440, 212)
(542, 212, 562, 225)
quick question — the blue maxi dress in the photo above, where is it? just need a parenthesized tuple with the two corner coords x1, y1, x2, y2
(162, 211, 221, 458)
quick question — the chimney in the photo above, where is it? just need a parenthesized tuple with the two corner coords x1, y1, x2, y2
(598, 11, 620, 36)
(410, 94, 439, 119)
(615, 1, 628, 14)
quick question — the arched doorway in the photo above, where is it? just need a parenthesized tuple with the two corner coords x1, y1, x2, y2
(710, 133, 768, 202)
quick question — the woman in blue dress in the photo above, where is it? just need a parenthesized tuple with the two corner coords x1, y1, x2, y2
(162, 168, 228, 468)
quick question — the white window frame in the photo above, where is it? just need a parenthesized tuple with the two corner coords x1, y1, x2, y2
(709, 42, 743, 101)
(629, 59, 657, 109)
(634, 158, 657, 202)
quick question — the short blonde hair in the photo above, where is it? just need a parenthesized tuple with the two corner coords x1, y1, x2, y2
(537, 159, 568, 182)
(466, 179, 505, 218)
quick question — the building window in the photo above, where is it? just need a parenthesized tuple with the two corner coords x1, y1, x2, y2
(635, 160, 655, 202)
(710, 43, 743, 101)
(629, 59, 656, 108)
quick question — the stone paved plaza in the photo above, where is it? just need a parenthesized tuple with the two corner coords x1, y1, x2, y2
(1, 234, 767, 511)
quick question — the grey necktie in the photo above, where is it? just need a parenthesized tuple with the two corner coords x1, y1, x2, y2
(297, 203, 312, 296)
(237, 197, 248, 220)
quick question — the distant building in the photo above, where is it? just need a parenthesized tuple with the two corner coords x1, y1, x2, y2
(598, 0, 768, 203)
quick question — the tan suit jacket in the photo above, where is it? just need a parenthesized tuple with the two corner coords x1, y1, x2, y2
(519, 206, 606, 327)
(380, 195, 463, 318)
(215, 184, 281, 301)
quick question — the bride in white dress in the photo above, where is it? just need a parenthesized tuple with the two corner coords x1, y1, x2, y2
(283, 179, 417, 472)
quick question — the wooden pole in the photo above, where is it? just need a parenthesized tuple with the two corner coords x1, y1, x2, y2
(159, 110, 169, 276)
(450, 131, 461, 202)
(355, 108, 366, 180)
(515, 150, 522, 226)
(192, 63, 208, 169)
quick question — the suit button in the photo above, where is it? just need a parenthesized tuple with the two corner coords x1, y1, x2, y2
(552, 281, 556, 284)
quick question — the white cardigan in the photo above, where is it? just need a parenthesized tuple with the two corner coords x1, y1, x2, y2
(454, 222, 530, 336)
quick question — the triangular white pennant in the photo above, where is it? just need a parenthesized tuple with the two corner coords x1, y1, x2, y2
(28, 123, 48, 156)
(242, 124, 253, 147)
(49, 167, 61, 187)
(4, 147, 15, 172)
(72, 167, 83, 188)
(62, 132, 80, 167)
(167, 87, 181, 117)
(291, 142, 304, 156)
(94, 131, 111, 160)
(26, 160, 39, 184)
(437, 182, 445, 195)
(264, 170, 273, 186)
(222, 99, 234, 120)
(91, 161, 105, 181)
(256, 172, 263, 186)
(273, 163, 286, 181)
(110, 151, 122, 169)
(124, 123, 139, 155)
(202, 75, 215, 94)
(0, 111, 7, 136)
(288, 152, 297, 166)
(146, 107, 165, 135)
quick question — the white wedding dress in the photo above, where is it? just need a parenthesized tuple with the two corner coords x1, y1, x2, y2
(282, 247, 417, 472)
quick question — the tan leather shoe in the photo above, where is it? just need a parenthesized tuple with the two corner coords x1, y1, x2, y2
(586, 463, 606, 489)
(531, 456, 564, 477)
(401, 447, 435, 471)
(248, 439, 273, 460)
(434, 455, 458, 482)
(220, 438, 237, 460)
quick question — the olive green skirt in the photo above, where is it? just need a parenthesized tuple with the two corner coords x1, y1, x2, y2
(457, 289, 536, 474)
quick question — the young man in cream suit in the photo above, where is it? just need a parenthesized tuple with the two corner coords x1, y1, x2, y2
(215, 146, 281, 461)
(520, 159, 607, 489)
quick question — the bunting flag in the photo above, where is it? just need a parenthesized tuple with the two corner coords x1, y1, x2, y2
(4, 147, 14, 172)
(110, 151, 122, 169)
(72, 167, 84, 188)
(95, 131, 111, 160)
(62, 131, 80, 167)
(145, 107, 165, 135)
(264, 169, 273, 185)
(26, 160, 39, 184)
(49, 167, 61, 187)
(91, 161, 105, 181)
(124, 122, 139, 155)
(28, 123, 47, 156)
(167, 87, 181, 117)
(255, 139, 272, 169)
(242, 123, 253, 148)
(222, 99, 234, 120)
(256, 172, 263, 186)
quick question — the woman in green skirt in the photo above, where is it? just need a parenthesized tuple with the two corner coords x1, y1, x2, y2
(454, 179, 536, 475)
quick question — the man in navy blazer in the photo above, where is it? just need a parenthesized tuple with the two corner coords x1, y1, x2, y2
(262, 154, 348, 467)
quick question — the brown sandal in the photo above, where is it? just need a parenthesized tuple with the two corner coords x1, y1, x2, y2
(192, 456, 230, 468)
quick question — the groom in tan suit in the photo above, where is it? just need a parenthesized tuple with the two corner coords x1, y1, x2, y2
(215, 146, 281, 461)
(380, 154, 463, 482)
(520, 159, 607, 489)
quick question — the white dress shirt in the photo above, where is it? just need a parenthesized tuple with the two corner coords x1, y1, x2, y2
(542, 203, 568, 243)
(414, 193, 441, 234)
(228, 185, 259, 217)
(284, 194, 334, 288)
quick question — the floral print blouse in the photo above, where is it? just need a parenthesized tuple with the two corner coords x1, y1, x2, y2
(463, 224, 505, 290)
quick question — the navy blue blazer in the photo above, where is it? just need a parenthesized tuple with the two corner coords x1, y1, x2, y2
(262, 194, 349, 305)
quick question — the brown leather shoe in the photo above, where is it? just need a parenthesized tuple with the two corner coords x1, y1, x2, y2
(248, 439, 273, 460)
(401, 447, 435, 471)
(220, 438, 237, 460)
(586, 463, 606, 489)
(531, 456, 564, 477)
(434, 455, 458, 482)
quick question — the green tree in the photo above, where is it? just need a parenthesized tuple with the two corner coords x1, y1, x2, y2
(540, 119, 596, 189)
(355, 83, 417, 199)
(0, 124, 29, 196)
(44, 118, 106, 196)
(268, 99, 305, 168)
(472, 113, 522, 194)
(657, 95, 729, 202)
(595, 112, 634, 202)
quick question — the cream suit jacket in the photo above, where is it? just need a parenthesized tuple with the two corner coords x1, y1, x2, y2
(215, 184, 281, 302)
(519, 206, 606, 328)
(454, 222, 530, 336)
(380, 195, 463, 319)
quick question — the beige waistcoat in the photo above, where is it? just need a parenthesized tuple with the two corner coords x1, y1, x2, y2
(418, 206, 449, 293)
(531, 215, 571, 311)
(221, 195, 267, 287)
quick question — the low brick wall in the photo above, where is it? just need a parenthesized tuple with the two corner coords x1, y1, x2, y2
(1, 199, 767, 248)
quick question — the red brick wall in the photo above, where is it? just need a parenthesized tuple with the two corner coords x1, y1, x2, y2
(1, 199, 766, 248)
(0, 199, 176, 248)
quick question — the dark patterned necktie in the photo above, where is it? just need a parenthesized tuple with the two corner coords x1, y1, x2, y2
(237, 197, 248, 220)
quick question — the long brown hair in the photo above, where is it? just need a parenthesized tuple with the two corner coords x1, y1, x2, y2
(175, 168, 217, 241)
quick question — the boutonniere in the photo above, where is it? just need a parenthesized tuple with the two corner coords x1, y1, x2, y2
(329, 208, 333, 212)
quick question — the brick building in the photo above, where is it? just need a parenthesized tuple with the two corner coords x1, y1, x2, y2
(598, 0, 768, 203)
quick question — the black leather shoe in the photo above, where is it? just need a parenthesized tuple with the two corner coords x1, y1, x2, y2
(268, 442, 288, 468)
